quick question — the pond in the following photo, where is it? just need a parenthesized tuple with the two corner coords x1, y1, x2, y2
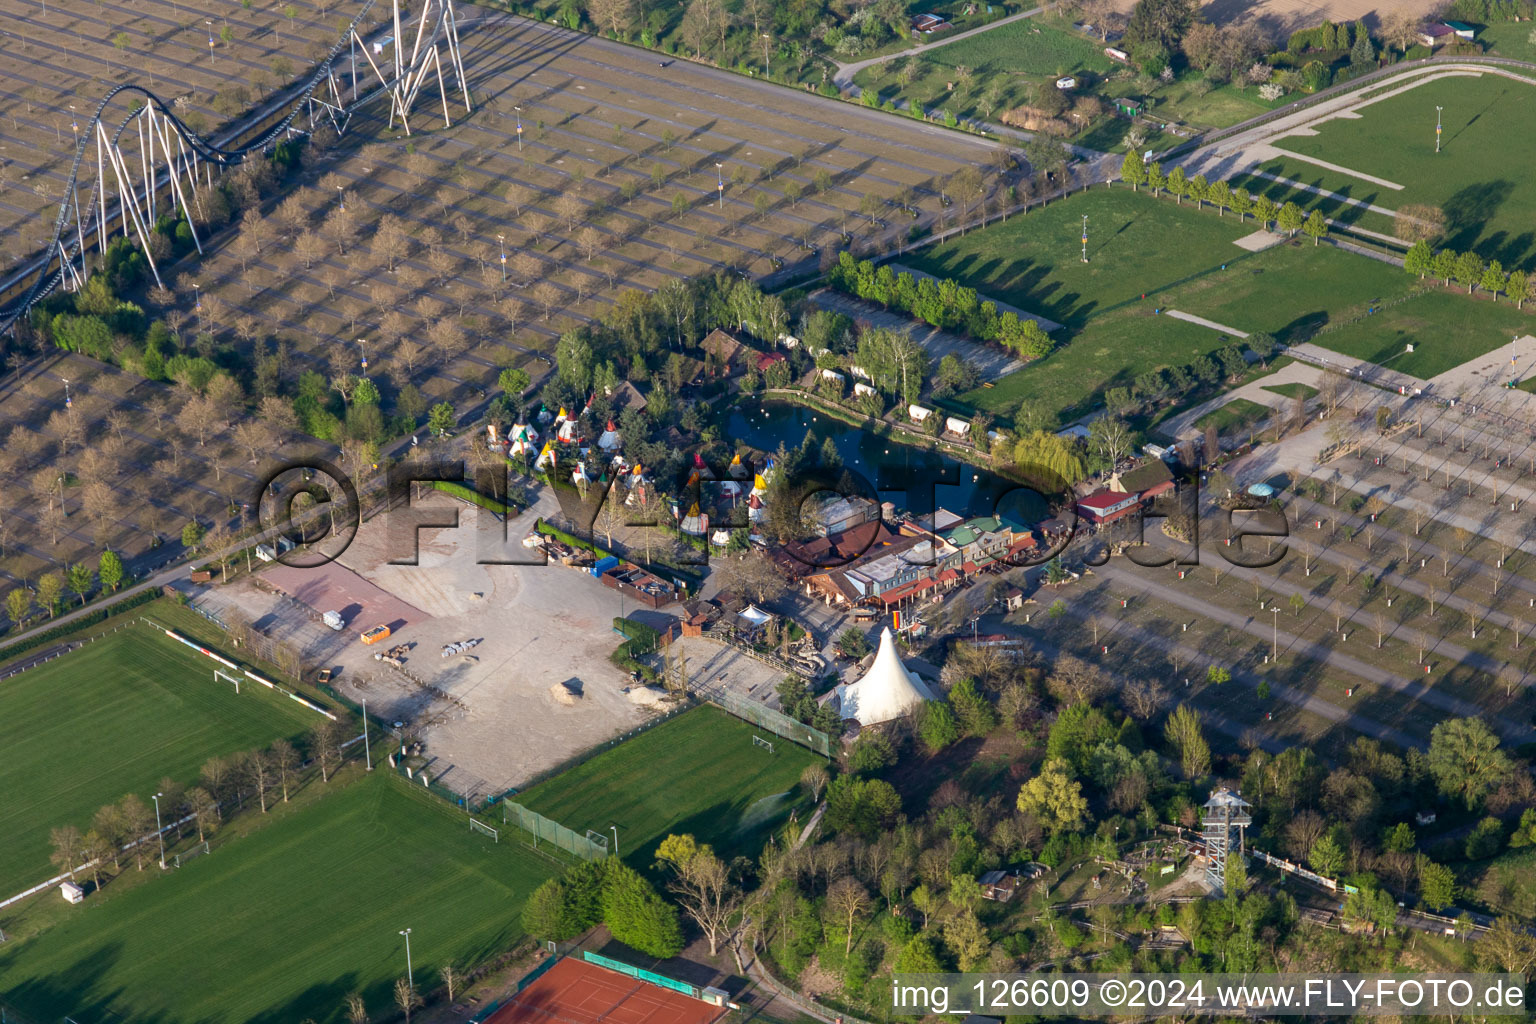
(725, 399, 1049, 525)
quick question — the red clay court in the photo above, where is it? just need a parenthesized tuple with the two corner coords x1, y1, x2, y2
(483, 957, 726, 1024)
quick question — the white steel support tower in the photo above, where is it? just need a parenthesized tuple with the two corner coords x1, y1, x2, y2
(1201, 788, 1251, 893)
(1, 0, 473, 332)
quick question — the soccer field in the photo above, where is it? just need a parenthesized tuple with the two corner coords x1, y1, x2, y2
(0, 624, 320, 896)
(0, 777, 552, 1024)
(516, 704, 822, 864)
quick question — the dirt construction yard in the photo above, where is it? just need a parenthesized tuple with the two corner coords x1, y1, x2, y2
(200, 486, 658, 798)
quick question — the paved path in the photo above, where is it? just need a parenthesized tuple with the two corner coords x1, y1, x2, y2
(1157, 361, 1326, 442)
(831, 4, 1049, 90)
(1244, 169, 1410, 215)
(1164, 309, 1249, 337)
(1285, 342, 1429, 396)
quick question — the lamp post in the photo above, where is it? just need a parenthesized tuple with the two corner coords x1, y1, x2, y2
(399, 928, 413, 989)
(192, 282, 201, 315)
(62, 377, 71, 410)
(498, 233, 506, 282)
(206, 20, 215, 64)
(514, 106, 523, 152)
(1271, 606, 1279, 662)
(152, 792, 166, 869)
(361, 697, 372, 770)
(336, 184, 345, 212)
(358, 338, 368, 373)
(1081, 215, 1089, 263)
(610, 824, 619, 858)
(761, 33, 771, 75)
(1435, 106, 1443, 153)
(715, 163, 724, 209)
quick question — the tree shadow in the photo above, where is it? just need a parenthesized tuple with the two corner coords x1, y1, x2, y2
(1444, 179, 1514, 255)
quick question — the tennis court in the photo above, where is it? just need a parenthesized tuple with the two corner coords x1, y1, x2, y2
(483, 957, 725, 1024)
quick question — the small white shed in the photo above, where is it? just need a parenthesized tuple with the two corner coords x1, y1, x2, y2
(61, 881, 85, 903)
(1056, 76, 1077, 89)
(945, 416, 970, 435)
(908, 404, 933, 422)
(853, 382, 878, 398)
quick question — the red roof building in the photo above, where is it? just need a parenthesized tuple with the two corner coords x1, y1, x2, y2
(1076, 489, 1140, 524)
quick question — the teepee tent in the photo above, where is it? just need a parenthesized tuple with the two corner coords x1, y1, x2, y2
(598, 419, 621, 451)
(836, 627, 934, 726)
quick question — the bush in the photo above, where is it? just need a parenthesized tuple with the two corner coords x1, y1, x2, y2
(432, 479, 516, 515)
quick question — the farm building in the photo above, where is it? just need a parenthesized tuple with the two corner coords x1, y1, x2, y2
(1417, 23, 1456, 45)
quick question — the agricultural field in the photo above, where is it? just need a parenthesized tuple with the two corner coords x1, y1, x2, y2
(0, 776, 552, 1024)
(0, 620, 320, 895)
(1272, 73, 1536, 264)
(0, 0, 373, 260)
(516, 704, 821, 863)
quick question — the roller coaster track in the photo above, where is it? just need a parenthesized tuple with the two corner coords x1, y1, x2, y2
(0, 0, 471, 334)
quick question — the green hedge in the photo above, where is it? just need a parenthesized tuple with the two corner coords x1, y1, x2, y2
(432, 479, 516, 515)
(0, 589, 161, 666)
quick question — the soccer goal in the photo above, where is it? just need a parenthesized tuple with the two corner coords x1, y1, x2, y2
(173, 840, 210, 868)
(753, 734, 775, 754)
(470, 819, 499, 843)
(585, 830, 610, 854)
(214, 668, 242, 694)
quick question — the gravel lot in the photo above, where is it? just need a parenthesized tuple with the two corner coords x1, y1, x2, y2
(204, 486, 661, 798)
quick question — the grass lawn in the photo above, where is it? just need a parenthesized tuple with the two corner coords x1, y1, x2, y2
(1260, 381, 1318, 401)
(907, 187, 1253, 328)
(1193, 397, 1270, 432)
(1482, 21, 1536, 63)
(516, 704, 821, 865)
(0, 775, 551, 1024)
(1272, 73, 1536, 267)
(1224, 167, 1402, 239)
(0, 624, 319, 896)
(854, 19, 1112, 125)
(1308, 288, 1536, 378)
(922, 188, 1430, 421)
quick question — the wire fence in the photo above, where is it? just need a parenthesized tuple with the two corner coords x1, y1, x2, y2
(708, 688, 834, 758)
(501, 802, 608, 861)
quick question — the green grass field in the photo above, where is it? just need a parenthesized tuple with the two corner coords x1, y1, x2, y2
(1272, 73, 1536, 266)
(1260, 381, 1318, 401)
(517, 704, 821, 865)
(0, 625, 318, 896)
(1193, 397, 1270, 432)
(854, 19, 1112, 125)
(1305, 288, 1536, 378)
(907, 187, 1254, 328)
(0, 776, 551, 1024)
(912, 188, 1441, 421)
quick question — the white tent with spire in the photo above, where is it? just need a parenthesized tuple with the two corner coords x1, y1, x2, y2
(836, 627, 935, 726)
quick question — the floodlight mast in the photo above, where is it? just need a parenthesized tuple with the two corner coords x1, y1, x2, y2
(1436, 106, 1443, 153)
